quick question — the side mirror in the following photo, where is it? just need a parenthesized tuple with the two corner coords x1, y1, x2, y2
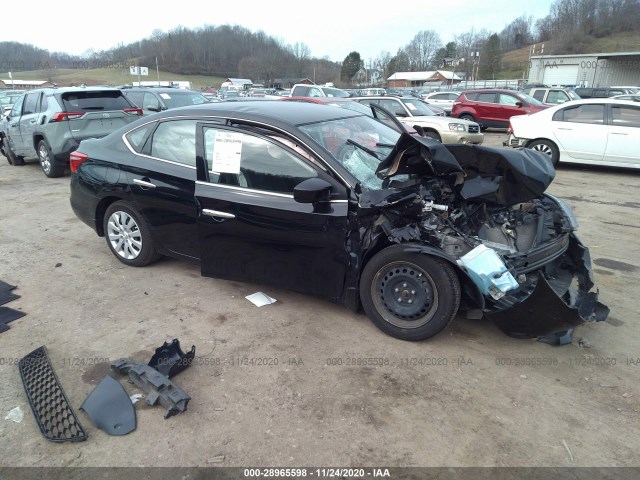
(515, 101, 524, 107)
(395, 111, 408, 117)
(147, 105, 161, 112)
(293, 178, 332, 204)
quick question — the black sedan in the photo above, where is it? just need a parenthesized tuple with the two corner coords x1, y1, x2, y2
(70, 101, 608, 341)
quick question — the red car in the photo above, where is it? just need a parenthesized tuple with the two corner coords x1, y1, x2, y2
(451, 89, 548, 130)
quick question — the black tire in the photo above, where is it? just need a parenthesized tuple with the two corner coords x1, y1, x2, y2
(423, 130, 441, 142)
(458, 113, 476, 123)
(37, 140, 65, 177)
(360, 246, 461, 341)
(103, 201, 161, 267)
(3, 137, 25, 166)
(527, 139, 560, 167)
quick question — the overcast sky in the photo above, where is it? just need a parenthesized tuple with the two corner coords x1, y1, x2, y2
(2, 0, 555, 62)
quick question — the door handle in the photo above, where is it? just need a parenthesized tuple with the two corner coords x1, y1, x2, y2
(557, 127, 573, 131)
(133, 178, 156, 188)
(610, 132, 627, 135)
(202, 209, 235, 219)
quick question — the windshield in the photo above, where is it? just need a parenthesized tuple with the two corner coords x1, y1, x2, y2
(517, 92, 546, 106)
(298, 114, 401, 190)
(568, 90, 581, 100)
(400, 98, 436, 116)
(321, 87, 351, 98)
(161, 92, 209, 108)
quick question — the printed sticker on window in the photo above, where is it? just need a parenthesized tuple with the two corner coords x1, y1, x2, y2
(160, 93, 171, 99)
(406, 103, 417, 111)
(211, 131, 243, 174)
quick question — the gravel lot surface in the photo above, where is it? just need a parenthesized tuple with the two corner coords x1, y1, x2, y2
(1, 132, 639, 469)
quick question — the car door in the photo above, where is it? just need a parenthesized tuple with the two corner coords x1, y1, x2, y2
(5, 94, 25, 153)
(474, 92, 498, 124)
(551, 103, 607, 161)
(605, 103, 640, 166)
(194, 123, 350, 301)
(18, 91, 43, 157)
(125, 119, 201, 260)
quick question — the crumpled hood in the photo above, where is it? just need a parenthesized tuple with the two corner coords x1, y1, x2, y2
(376, 133, 555, 205)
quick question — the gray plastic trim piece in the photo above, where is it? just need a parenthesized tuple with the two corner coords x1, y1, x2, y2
(111, 359, 190, 418)
(80, 375, 136, 435)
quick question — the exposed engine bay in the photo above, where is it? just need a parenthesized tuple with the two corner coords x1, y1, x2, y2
(357, 134, 609, 339)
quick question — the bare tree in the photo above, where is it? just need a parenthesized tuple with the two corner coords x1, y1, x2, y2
(404, 30, 442, 70)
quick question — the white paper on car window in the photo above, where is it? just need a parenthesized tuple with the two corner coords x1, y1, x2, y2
(160, 93, 171, 99)
(406, 103, 417, 111)
(211, 131, 243, 174)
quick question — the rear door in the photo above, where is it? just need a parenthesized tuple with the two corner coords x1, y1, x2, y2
(124, 119, 200, 259)
(5, 94, 25, 153)
(18, 91, 43, 157)
(551, 103, 607, 161)
(59, 90, 140, 142)
(474, 92, 498, 124)
(605, 103, 640, 166)
(194, 123, 350, 301)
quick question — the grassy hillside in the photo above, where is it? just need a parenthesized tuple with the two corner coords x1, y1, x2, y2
(0, 66, 225, 90)
(500, 30, 640, 79)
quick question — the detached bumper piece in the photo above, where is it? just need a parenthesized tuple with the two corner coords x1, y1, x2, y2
(80, 375, 136, 436)
(18, 346, 88, 442)
(148, 339, 195, 378)
(111, 359, 190, 419)
(487, 235, 609, 339)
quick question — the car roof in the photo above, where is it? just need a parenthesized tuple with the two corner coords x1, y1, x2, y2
(149, 100, 362, 126)
(460, 89, 523, 94)
(124, 87, 202, 94)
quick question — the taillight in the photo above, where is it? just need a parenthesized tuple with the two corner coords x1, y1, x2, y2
(51, 112, 84, 122)
(124, 108, 143, 116)
(70, 151, 88, 173)
(507, 123, 513, 134)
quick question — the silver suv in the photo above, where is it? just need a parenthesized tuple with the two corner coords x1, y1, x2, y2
(2, 87, 141, 177)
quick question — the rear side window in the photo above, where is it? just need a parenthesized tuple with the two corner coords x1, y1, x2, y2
(150, 120, 196, 167)
(477, 93, 496, 103)
(464, 93, 479, 101)
(292, 86, 309, 96)
(60, 91, 132, 112)
(23, 92, 40, 115)
(531, 90, 545, 101)
(125, 122, 156, 153)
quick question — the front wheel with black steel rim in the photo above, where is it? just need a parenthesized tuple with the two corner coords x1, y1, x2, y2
(103, 201, 160, 267)
(360, 246, 461, 341)
(527, 139, 559, 167)
(37, 140, 65, 177)
(3, 137, 25, 166)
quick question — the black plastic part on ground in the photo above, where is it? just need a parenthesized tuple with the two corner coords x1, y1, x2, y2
(148, 339, 196, 378)
(18, 346, 88, 442)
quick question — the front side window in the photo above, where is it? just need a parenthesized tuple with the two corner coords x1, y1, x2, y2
(150, 120, 196, 166)
(611, 105, 640, 128)
(546, 91, 569, 104)
(204, 128, 318, 194)
(499, 94, 519, 106)
(299, 115, 401, 191)
(555, 104, 605, 124)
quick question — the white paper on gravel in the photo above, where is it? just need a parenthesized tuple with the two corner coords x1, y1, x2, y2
(245, 292, 277, 307)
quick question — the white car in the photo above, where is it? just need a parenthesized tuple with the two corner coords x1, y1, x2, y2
(421, 91, 460, 115)
(507, 98, 640, 169)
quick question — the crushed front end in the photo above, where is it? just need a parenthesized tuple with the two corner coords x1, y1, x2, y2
(358, 134, 609, 339)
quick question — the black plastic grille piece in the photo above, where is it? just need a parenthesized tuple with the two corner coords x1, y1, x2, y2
(18, 346, 88, 442)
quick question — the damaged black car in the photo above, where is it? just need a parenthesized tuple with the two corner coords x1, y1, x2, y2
(70, 101, 609, 341)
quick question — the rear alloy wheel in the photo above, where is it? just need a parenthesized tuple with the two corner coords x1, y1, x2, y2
(37, 140, 65, 177)
(360, 246, 461, 341)
(528, 139, 559, 167)
(3, 137, 25, 166)
(103, 201, 160, 267)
